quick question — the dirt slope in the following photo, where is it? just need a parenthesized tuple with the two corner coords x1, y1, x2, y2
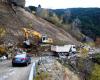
(0, 2, 79, 45)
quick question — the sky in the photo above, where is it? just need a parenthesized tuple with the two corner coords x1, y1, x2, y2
(25, 0, 100, 9)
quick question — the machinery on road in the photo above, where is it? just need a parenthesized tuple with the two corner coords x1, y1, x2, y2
(51, 45, 77, 57)
(17, 28, 54, 56)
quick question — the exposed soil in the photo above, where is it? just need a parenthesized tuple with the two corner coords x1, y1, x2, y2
(0, 3, 79, 45)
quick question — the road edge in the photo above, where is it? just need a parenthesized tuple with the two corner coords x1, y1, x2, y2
(28, 62, 36, 80)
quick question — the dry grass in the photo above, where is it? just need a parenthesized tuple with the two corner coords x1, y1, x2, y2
(34, 71, 50, 80)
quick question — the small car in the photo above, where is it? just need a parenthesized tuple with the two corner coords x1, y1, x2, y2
(12, 53, 31, 66)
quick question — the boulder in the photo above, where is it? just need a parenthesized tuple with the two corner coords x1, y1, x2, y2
(9, 0, 25, 8)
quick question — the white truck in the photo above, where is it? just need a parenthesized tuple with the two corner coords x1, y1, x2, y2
(51, 45, 77, 57)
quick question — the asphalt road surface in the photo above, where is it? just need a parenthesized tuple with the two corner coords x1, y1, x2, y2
(0, 60, 32, 80)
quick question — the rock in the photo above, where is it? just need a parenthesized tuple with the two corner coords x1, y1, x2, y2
(0, 0, 8, 3)
(0, 0, 25, 8)
(10, 0, 25, 8)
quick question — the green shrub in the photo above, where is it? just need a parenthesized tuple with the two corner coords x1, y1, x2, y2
(34, 71, 49, 80)
(92, 53, 100, 64)
(89, 64, 100, 80)
(0, 27, 6, 37)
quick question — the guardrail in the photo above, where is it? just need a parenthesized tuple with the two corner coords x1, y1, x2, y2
(28, 60, 39, 80)
(28, 62, 36, 80)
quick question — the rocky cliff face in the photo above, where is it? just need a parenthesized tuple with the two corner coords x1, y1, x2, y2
(9, 0, 25, 7)
(0, 0, 25, 7)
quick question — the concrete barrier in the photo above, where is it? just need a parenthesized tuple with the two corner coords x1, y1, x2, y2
(28, 62, 36, 80)
(28, 59, 39, 80)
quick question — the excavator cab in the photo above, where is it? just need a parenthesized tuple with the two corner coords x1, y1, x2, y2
(41, 35, 53, 44)
(41, 35, 48, 43)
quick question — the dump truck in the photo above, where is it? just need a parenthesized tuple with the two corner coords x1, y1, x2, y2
(51, 45, 77, 57)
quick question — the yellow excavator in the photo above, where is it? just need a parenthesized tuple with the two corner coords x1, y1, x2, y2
(22, 28, 53, 46)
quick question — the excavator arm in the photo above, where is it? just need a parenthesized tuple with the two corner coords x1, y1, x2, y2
(22, 28, 42, 40)
(22, 28, 29, 40)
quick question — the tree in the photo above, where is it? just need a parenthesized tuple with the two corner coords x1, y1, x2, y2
(36, 5, 42, 16)
(63, 9, 71, 24)
(28, 6, 36, 11)
(46, 12, 61, 26)
(72, 18, 81, 30)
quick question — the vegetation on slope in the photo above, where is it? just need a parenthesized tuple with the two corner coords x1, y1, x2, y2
(28, 6, 100, 42)
(28, 6, 85, 41)
(53, 8, 100, 40)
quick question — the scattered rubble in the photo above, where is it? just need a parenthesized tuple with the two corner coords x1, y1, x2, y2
(34, 56, 80, 80)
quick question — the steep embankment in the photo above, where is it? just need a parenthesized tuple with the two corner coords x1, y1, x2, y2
(0, 2, 79, 45)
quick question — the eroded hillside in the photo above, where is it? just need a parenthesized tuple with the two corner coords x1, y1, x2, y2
(0, 1, 79, 45)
